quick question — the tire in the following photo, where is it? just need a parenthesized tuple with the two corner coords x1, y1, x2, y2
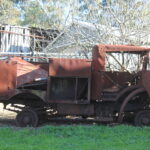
(134, 110, 150, 127)
(16, 109, 39, 127)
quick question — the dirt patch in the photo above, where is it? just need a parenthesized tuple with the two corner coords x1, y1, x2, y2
(0, 103, 16, 126)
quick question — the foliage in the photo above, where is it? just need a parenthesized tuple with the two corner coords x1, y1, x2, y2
(0, 125, 149, 150)
(0, 0, 150, 55)
(0, 0, 20, 25)
(73, 0, 150, 45)
(17, 0, 70, 29)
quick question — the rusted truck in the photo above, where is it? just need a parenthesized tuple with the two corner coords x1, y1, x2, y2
(0, 44, 150, 127)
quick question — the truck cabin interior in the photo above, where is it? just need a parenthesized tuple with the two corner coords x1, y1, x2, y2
(103, 50, 147, 88)
(91, 45, 150, 100)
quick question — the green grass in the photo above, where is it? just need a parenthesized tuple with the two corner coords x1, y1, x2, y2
(0, 125, 149, 150)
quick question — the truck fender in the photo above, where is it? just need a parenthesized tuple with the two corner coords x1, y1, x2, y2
(115, 85, 141, 102)
(4, 89, 46, 103)
(118, 88, 145, 123)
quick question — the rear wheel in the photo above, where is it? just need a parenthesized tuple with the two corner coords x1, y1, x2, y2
(16, 109, 39, 127)
(134, 110, 150, 126)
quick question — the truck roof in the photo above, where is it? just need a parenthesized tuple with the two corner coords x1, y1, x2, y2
(94, 44, 150, 53)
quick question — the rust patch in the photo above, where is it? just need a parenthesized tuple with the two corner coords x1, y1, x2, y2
(102, 44, 150, 52)
(0, 61, 17, 96)
(49, 58, 91, 77)
(11, 57, 48, 87)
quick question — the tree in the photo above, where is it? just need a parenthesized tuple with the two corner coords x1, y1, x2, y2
(0, 0, 149, 59)
(0, 0, 20, 25)
(64, 0, 150, 46)
(19, 0, 70, 29)
(42, 0, 150, 60)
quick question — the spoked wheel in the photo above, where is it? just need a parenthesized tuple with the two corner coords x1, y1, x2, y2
(134, 110, 150, 126)
(16, 109, 39, 127)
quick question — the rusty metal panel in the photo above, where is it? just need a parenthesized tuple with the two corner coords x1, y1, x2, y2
(31, 62, 49, 72)
(102, 44, 150, 52)
(142, 71, 150, 97)
(57, 104, 94, 115)
(49, 58, 91, 77)
(0, 61, 17, 96)
(91, 45, 105, 100)
(11, 57, 48, 87)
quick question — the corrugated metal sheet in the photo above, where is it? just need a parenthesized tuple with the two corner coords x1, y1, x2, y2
(0, 25, 30, 53)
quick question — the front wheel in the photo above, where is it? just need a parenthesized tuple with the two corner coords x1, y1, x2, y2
(16, 109, 39, 127)
(134, 110, 150, 126)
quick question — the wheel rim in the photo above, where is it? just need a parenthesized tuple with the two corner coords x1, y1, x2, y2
(16, 109, 38, 127)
